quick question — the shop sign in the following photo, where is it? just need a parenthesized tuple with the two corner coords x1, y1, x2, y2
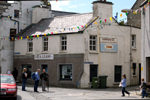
(34, 54, 54, 60)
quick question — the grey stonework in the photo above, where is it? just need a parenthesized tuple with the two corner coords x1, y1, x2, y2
(14, 54, 84, 88)
(127, 0, 145, 28)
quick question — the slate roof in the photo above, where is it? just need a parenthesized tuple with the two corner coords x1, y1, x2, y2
(20, 13, 95, 36)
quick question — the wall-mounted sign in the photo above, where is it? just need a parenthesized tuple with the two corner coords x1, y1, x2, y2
(100, 37, 118, 53)
(100, 37, 117, 43)
(34, 54, 54, 60)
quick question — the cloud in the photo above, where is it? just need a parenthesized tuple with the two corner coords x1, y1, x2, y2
(50, 0, 71, 11)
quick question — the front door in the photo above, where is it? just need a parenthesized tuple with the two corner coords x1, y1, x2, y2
(90, 64, 98, 82)
(114, 65, 122, 82)
(139, 63, 141, 85)
(41, 64, 48, 73)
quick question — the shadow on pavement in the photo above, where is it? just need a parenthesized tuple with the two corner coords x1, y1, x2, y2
(0, 95, 22, 100)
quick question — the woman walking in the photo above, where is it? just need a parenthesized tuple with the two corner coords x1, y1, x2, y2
(120, 74, 130, 97)
(22, 68, 28, 91)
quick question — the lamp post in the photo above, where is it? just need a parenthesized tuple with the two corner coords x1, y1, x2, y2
(121, 9, 132, 86)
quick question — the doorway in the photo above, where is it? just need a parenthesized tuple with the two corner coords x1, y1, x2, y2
(41, 64, 48, 73)
(146, 57, 150, 82)
(139, 63, 141, 85)
(90, 64, 98, 82)
(114, 65, 122, 82)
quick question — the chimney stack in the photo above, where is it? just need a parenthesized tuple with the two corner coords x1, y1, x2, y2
(93, 0, 113, 19)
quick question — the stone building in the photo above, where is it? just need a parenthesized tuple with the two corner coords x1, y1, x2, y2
(141, 0, 150, 83)
(0, 1, 76, 74)
(14, 0, 141, 88)
(127, 0, 145, 28)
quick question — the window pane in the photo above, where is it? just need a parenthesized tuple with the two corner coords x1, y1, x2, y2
(60, 64, 72, 80)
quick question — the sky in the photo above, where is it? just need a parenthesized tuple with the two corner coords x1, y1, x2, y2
(50, 0, 137, 22)
(8, 0, 137, 22)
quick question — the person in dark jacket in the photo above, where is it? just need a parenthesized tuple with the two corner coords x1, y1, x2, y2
(12, 67, 18, 81)
(22, 68, 28, 91)
(140, 78, 148, 98)
(34, 69, 40, 92)
(40, 69, 48, 91)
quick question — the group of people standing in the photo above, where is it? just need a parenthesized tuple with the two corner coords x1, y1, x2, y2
(22, 68, 49, 92)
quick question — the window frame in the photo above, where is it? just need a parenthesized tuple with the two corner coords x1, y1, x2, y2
(43, 37, 48, 52)
(131, 35, 136, 49)
(89, 35, 97, 51)
(59, 64, 72, 81)
(60, 35, 67, 51)
(27, 39, 33, 52)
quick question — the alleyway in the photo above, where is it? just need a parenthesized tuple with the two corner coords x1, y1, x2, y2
(16, 86, 149, 100)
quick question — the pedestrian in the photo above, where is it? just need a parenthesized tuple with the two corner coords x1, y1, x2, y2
(22, 68, 28, 91)
(12, 67, 18, 81)
(34, 69, 40, 92)
(40, 69, 48, 91)
(120, 74, 130, 97)
(140, 78, 148, 98)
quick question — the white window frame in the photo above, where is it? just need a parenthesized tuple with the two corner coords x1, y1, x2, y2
(27, 39, 33, 52)
(89, 35, 97, 51)
(131, 35, 136, 49)
(43, 37, 48, 52)
(60, 35, 67, 51)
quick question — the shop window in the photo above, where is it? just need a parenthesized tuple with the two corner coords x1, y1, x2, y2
(60, 35, 67, 51)
(132, 63, 136, 75)
(22, 64, 32, 78)
(59, 64, 72, 80)
(89, 35, 97, 51)
(43, 37, 48, 51)
(131, 35, 136, 49)
(27, 39, 33, 52)
(14, 10, 19, 18)
(114, 65, 122, 82)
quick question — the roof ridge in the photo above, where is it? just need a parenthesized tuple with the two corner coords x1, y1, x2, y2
(54, 13, 92, 18)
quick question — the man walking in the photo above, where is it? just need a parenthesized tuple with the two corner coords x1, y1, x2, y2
(34, 69, 40, 92)
(40, 69, 48, 91)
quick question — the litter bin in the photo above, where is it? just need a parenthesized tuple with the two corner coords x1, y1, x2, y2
(91, 77, 99, 88)
(99, 76, 107, 88)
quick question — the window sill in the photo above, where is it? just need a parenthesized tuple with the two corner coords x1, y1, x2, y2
(132, 48, 136, 50)
(59, 51, 67, 53)
(89, 51, 99, 54)
(113, 82, 120, 85)
(132, 75, 137, 77)
(41, 51, 49, 54)
(26, 52, 33, 55)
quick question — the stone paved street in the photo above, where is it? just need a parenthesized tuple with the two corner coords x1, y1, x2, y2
(16, 86, 150, 100)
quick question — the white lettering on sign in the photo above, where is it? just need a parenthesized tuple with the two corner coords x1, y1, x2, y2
(34, 54, 54, 60)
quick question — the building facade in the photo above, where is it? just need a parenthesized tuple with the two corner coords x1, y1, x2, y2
(14, 0, 141, 88)
(141, 0, 150, 83)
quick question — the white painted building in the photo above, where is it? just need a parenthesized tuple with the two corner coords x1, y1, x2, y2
(141, 0, 150, 83)
(14, 0, 141, 88)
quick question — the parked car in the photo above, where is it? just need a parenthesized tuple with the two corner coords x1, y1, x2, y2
(0, 74, 17, 100)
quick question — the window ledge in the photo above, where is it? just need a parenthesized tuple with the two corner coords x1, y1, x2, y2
(26, 52, 33, 55)
(59, 51, 67, 53)
(132, 48, 136, 50)
(113, 82, 120, 85)
(89, 51, 99, 54)
(132, 75, 137, 77)
(41, 51, 49, 54)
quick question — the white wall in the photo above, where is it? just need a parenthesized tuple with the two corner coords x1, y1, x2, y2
(15, 33, 85, 55)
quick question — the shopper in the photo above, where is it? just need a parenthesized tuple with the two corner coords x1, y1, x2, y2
(120, 74, 130, 97)
(22, 68, 28, 91)
(34, 69, 40, 92)
(40, 69, 48, 91)
(140, 78, 148, 98)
